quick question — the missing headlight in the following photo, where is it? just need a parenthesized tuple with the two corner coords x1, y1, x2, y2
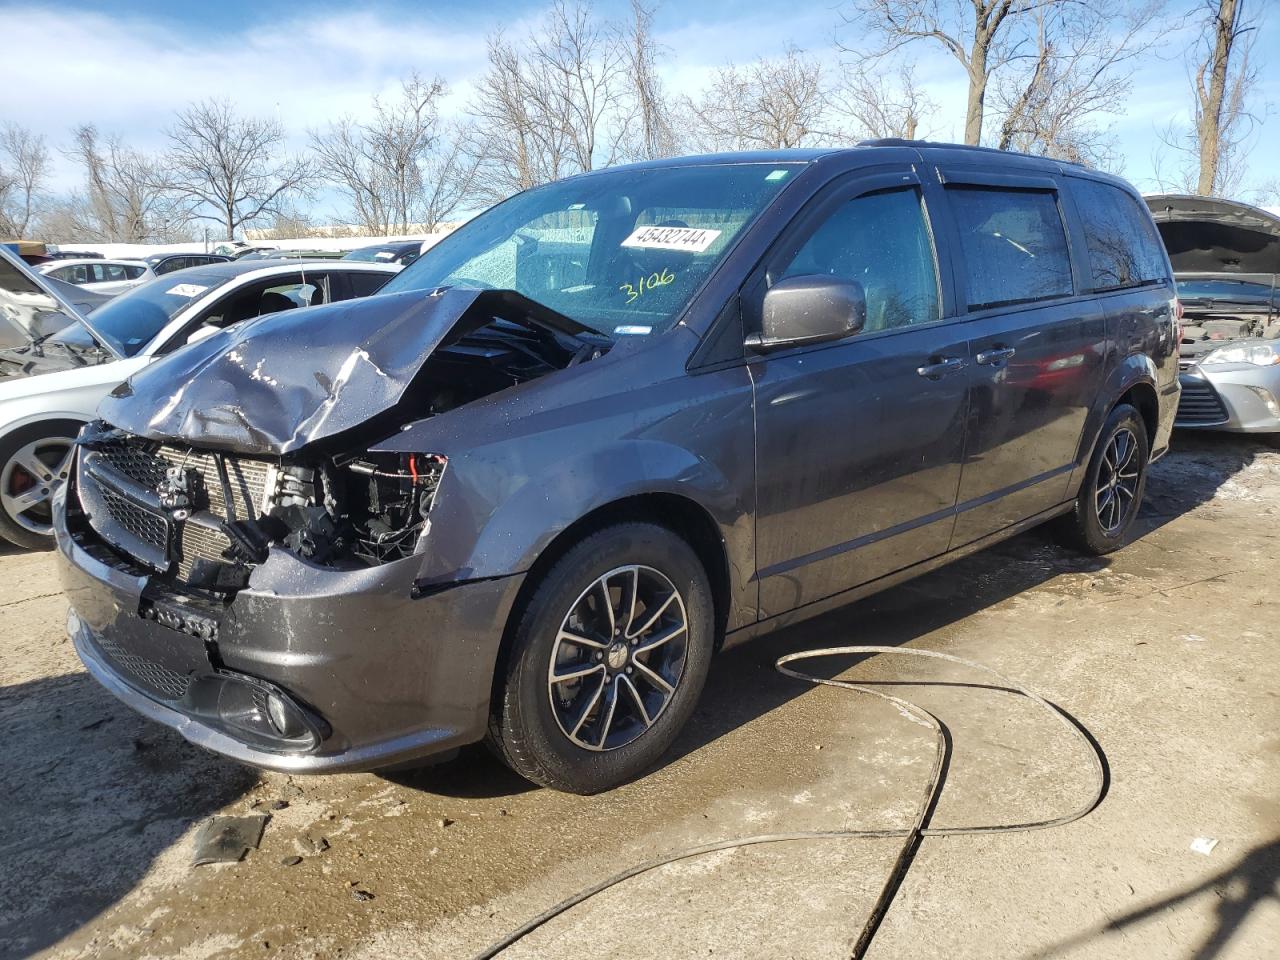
(344, 453, 446, 565)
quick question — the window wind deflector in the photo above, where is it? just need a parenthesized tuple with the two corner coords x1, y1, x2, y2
(938, 169, 1058, 192)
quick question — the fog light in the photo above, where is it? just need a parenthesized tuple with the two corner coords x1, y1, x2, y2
(1245, 385, 1280, 418)
(186, 672, 327, 752)
(266, 692, 306, 739)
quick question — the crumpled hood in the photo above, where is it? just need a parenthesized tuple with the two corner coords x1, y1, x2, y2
(98, 286, 596, 456)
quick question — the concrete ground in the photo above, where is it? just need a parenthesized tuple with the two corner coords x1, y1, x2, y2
(1, 432, 1277, 960)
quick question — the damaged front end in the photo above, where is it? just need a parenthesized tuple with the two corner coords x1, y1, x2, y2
(78, 285, 606, 584)
(71, 424, 449, 592)
(57, 286, 605, 768)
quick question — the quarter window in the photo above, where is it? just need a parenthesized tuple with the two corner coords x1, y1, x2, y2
(777, 187, 941, 331)
(1070, 178, 1169, 291)
(948, 187, 1074, 310)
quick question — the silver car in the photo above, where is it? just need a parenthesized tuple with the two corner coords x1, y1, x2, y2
(1147, 194, 1280, 436)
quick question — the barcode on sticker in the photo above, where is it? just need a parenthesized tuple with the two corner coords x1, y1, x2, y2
(621, 226, 721, 253)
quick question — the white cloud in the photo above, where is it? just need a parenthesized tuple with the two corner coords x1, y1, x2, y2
(1, 6, 490, 188)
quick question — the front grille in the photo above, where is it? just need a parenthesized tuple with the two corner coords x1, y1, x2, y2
(78, 438, 275, 584)
(96, 634, 193, 701)
(98, 487, 168, 553)
(1176, 377, 1229, 425)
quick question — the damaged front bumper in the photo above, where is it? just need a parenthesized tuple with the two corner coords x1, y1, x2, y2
(55, 485, 525, 773)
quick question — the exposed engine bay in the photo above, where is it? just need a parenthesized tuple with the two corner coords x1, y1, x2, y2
(1179, 292, 1280, 362)
(1147, 194, 1280, 364)
(73, 289, 609, 595)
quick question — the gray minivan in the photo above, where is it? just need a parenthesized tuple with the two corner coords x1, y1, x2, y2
(55, 142, 1180, 793)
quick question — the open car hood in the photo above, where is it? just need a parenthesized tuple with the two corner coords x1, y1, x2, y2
(1146, 194, 1280, 276)
(0, 245, 123, 360)
(99, 286, 601, 456)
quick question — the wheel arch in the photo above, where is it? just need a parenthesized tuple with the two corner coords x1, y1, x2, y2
(1073, 352, 1160, 476)
(0, 414, 89, 448)
(1115, 380, 1158, 446)
(490, 492, 733, 705)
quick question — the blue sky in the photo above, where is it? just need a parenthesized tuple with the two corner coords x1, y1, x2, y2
(2, 0, 1276, 209)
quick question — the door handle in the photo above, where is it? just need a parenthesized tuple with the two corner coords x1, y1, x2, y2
(976, 347, 1016, 366)
(916, 356, 967, 380)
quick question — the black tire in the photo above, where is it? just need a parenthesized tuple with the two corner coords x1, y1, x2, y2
(489, 522, 714, 794)
(1054, 404, 1149, 555)
(0, 422, 80, 551)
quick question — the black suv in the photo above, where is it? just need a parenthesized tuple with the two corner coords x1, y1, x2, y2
(55, 143, 1179, 793)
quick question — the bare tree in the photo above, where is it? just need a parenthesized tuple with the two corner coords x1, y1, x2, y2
(848, 0, 1132, 146)
(1153, 0, 1261, 197)
(167, 99, 314, 240)
(1254, 179, 1280, 207)
(1191, 0, 1257, 196)
(833, 64, 936, 140)
(467, 1, 633, 201)
(626, 0, 679, 160)
(60, 125, 184, 242)
(0, 124, 50, 238)
(311, 75, 476, 234)
(683, 49, 832, 151)
(468, 33, 567, 201)
(992, 2, 1162, 168)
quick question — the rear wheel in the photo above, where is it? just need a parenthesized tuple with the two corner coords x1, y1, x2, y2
(489, 522, 714, 793)
(0, 423, 79, 550)
(1054, 404, 1148, 555)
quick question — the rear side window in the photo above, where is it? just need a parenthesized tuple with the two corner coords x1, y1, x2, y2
(124, 264, 148, 279)
(1070, 178, 1169, 291)
(347, 272, 392, 298)
(948, 187, 1074, 310)
(778, 187, 941, 331)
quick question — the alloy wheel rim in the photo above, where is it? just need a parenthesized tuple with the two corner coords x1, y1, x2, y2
(1, 438, 74, 535)
(1095, 427, 1140, 535)
(547, 564, 689, 752)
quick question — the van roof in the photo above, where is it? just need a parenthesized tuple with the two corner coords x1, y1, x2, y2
(589, 140, 1094, 178)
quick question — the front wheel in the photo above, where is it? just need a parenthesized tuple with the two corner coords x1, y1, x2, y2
(0, 423, 79, 550)
(488, 522, 714, 793)
(1053, 404, 1149, 555)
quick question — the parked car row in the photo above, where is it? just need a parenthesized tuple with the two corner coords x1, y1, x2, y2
(38, 141, 1188, 794)
(0, 250, 399, 547)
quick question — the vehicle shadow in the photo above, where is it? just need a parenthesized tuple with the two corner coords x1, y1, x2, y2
(1024, 836, 1280, 960)
(1136, 429, 1272, 535)
(0, 670, 258, 960)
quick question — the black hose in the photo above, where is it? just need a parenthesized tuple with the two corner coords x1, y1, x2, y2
(473, 646, 1107, 960)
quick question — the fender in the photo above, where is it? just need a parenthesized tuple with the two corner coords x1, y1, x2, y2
(1069, 351, 1159, 497)
(0, 409, 92, 443)
(418, 438, 754, 629)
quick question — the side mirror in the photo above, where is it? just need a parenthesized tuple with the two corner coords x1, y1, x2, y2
(746, 275, 866, 353)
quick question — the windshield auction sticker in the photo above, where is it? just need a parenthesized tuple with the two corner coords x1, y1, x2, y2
(166, 283, 208, 298)
(621, 226, 721, 253)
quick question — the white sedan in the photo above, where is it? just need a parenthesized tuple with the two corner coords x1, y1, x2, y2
(37, 258, 154, 296)
(0, 249, 399, 548)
